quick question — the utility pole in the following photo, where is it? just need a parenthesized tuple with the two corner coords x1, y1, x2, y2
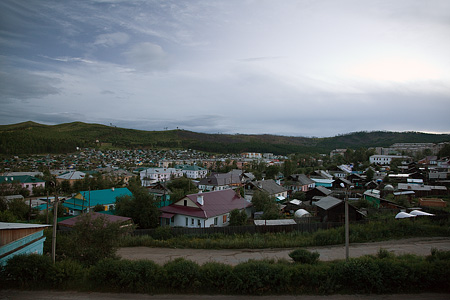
(345, 186, 349, 261)
(51, 181, 59, 264)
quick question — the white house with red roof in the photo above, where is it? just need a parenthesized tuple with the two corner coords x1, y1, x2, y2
(159, 189, 252, 228)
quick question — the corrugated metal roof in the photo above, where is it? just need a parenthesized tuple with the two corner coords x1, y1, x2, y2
(0, 222, 51, 230)
(315, 196, 342, 210)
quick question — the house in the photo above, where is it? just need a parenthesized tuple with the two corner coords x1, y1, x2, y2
(347, 173, 365, 187)
(0, 222, 51, 266)
(58, 212, 133, 230)
(0, 175, 45, 196)
(244, 179, 288, 202)
(332, 178, 353, 189)
(305, 186, 332, 201)
(369, 155, 411, 165)
(56, 171, 88, 186)
(159, 189, 252, 227)
(284, 174, 315, 193)
(62, 187, 132, 216)
(397, 183, 448, 197)
(198, 171, 242, 191)
(314, 196, 364, 223)
(139, 168, 183, 186)
(310, 178, 334, 188)
(146, 182, 172, 208)
(175, 165, 208, 179)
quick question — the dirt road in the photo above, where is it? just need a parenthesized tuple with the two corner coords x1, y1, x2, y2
(117, 237, 450, 265)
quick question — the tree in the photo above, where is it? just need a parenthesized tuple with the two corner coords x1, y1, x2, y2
(115, 187, 160, 229)
(7, 198, 29, 221)
(93, 204, 104, 212)
(167, 177, 198, 202)
(265, 165, 280, 180)
(251, 191, 280, 220)
(366, 168, 375, 182)
(229, 208, 248, 226)
(63, 213, 131, 266)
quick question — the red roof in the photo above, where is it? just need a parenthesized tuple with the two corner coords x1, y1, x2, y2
(58, 212, 132, 227)
(160, 189, 251, 219)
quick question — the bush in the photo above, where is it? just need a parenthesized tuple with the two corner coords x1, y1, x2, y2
(199, 262, 234, 294)
(163, 258, 201, 292)
(150, 226, 174, 240)
(229, 260, 292, 295)
(89, 258, 163, 293)
(52, 259, 85, 288)
(2, 254, 54, 288)
(289, 249, 320, 264)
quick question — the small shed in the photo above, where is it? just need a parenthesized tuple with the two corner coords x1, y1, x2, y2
(0, 222, 51, 266)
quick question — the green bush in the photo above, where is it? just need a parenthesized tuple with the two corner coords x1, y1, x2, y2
(229, 260, 292, 295)
(199, 262, 234, 294)
(52, 259, 85, 288)
(289, 249, 320, 264)
(2, 254, 54, 288)
(89, 258, 163, 293)
(163, 258, 201, 292)
(150, 226, 174, 240)
(427, 248, 450, 262)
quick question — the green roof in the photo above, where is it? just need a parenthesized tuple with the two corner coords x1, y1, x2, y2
(0, 175, 45, 184)
(175, 165, 207, 171)
(63, 187, 132, 211)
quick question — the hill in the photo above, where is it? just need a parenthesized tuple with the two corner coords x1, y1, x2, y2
(0, 121, 449, 155)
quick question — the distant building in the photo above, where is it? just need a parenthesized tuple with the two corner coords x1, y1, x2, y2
(0, 175, 45, 195)
(175, 165, 208, 179)
(140, 168, 183, 186)
(369, 155, 410, 165)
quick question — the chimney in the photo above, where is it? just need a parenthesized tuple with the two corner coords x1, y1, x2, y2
(197, 191, 204, 205)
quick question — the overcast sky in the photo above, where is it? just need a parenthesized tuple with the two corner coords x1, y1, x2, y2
(1, 0, 449, 137)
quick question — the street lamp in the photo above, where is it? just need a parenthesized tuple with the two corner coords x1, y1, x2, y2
(340, 183, 354, 261)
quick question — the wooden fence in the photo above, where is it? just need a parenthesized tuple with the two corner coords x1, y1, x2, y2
(132, 220, 347, 237)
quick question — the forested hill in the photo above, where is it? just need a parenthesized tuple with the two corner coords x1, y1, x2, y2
(0, 121, 449, 155)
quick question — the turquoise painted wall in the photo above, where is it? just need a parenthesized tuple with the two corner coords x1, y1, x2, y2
(0, 230, 46, 266)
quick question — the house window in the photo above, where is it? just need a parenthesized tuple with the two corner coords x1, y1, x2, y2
(197, 219, 201, 227)
(185, 217, 188, 226)
(214, 217, 218, 225)
(191, 218, 194, 225)
(184, 200, 187, 206)
(223, 215, 227, 223)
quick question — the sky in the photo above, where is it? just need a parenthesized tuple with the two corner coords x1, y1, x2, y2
(1, 0, 449, 137)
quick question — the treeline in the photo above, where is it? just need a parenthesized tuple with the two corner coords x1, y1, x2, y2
(1, 121, 449, 155)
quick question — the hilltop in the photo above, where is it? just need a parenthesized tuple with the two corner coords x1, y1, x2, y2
(0, 121, 449, 155)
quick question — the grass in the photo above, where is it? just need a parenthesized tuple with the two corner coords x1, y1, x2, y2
(118, 217, 450, 249)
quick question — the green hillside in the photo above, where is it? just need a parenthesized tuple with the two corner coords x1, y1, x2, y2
(0, 121, 449, 155)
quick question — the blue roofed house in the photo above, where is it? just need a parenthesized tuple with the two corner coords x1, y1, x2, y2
(63, 187, 132, 216)
(0, 222, 51, 266)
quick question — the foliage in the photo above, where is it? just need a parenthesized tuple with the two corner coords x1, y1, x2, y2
(5, 197, 30, 220)
(119, 218, 450, 249)
(1, 249, 450, 294)
(167, 177, 198, 202)
(163, 258, 201, 292)
(229, 209, 248, 226)
(2, 254, 54, 287)
(61, 213, 130, 266)
(2, 121, 449, 155)
(89, 258, 163, 293)
(289, 249, 320, 264)
(251, 190, 280, 219)
(115, 186, 160, 229)
(93, 203, 104, 212)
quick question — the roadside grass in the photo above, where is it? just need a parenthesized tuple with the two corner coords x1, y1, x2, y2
(118, 217, 450, 249)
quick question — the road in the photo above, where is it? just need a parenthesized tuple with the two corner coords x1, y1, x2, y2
(117, 237, 450, 265)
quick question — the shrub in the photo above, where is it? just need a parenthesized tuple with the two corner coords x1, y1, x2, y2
(150, 226, 174, 240)
(163, 258, 200, 292)
(89, 258, 163, 293)
(229, 260, 292, 295)
(199, 262, 234, 294)
(289, 249, 320, 264)
(3, 254, 54, 288)
(52, 259, 85, 288)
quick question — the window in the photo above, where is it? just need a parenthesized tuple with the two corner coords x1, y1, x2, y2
(197, 219, 201, 227)
(214, 217, 218, 225)
(223, 215, 227, 223)
(191, 218, 194, 225)
(184, 200, 187, 206)
(185, 217, 188, 226)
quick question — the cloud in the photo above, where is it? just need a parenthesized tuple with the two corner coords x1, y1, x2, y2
(93, 32, 129, 47)
(0, 68, 60, 102)
(123, 42, 169, 71)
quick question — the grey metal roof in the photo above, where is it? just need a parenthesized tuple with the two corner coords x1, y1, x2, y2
(315, 196, 342, 210)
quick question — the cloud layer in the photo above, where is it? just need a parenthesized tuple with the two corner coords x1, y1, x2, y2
(0, 0, 449, 137)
